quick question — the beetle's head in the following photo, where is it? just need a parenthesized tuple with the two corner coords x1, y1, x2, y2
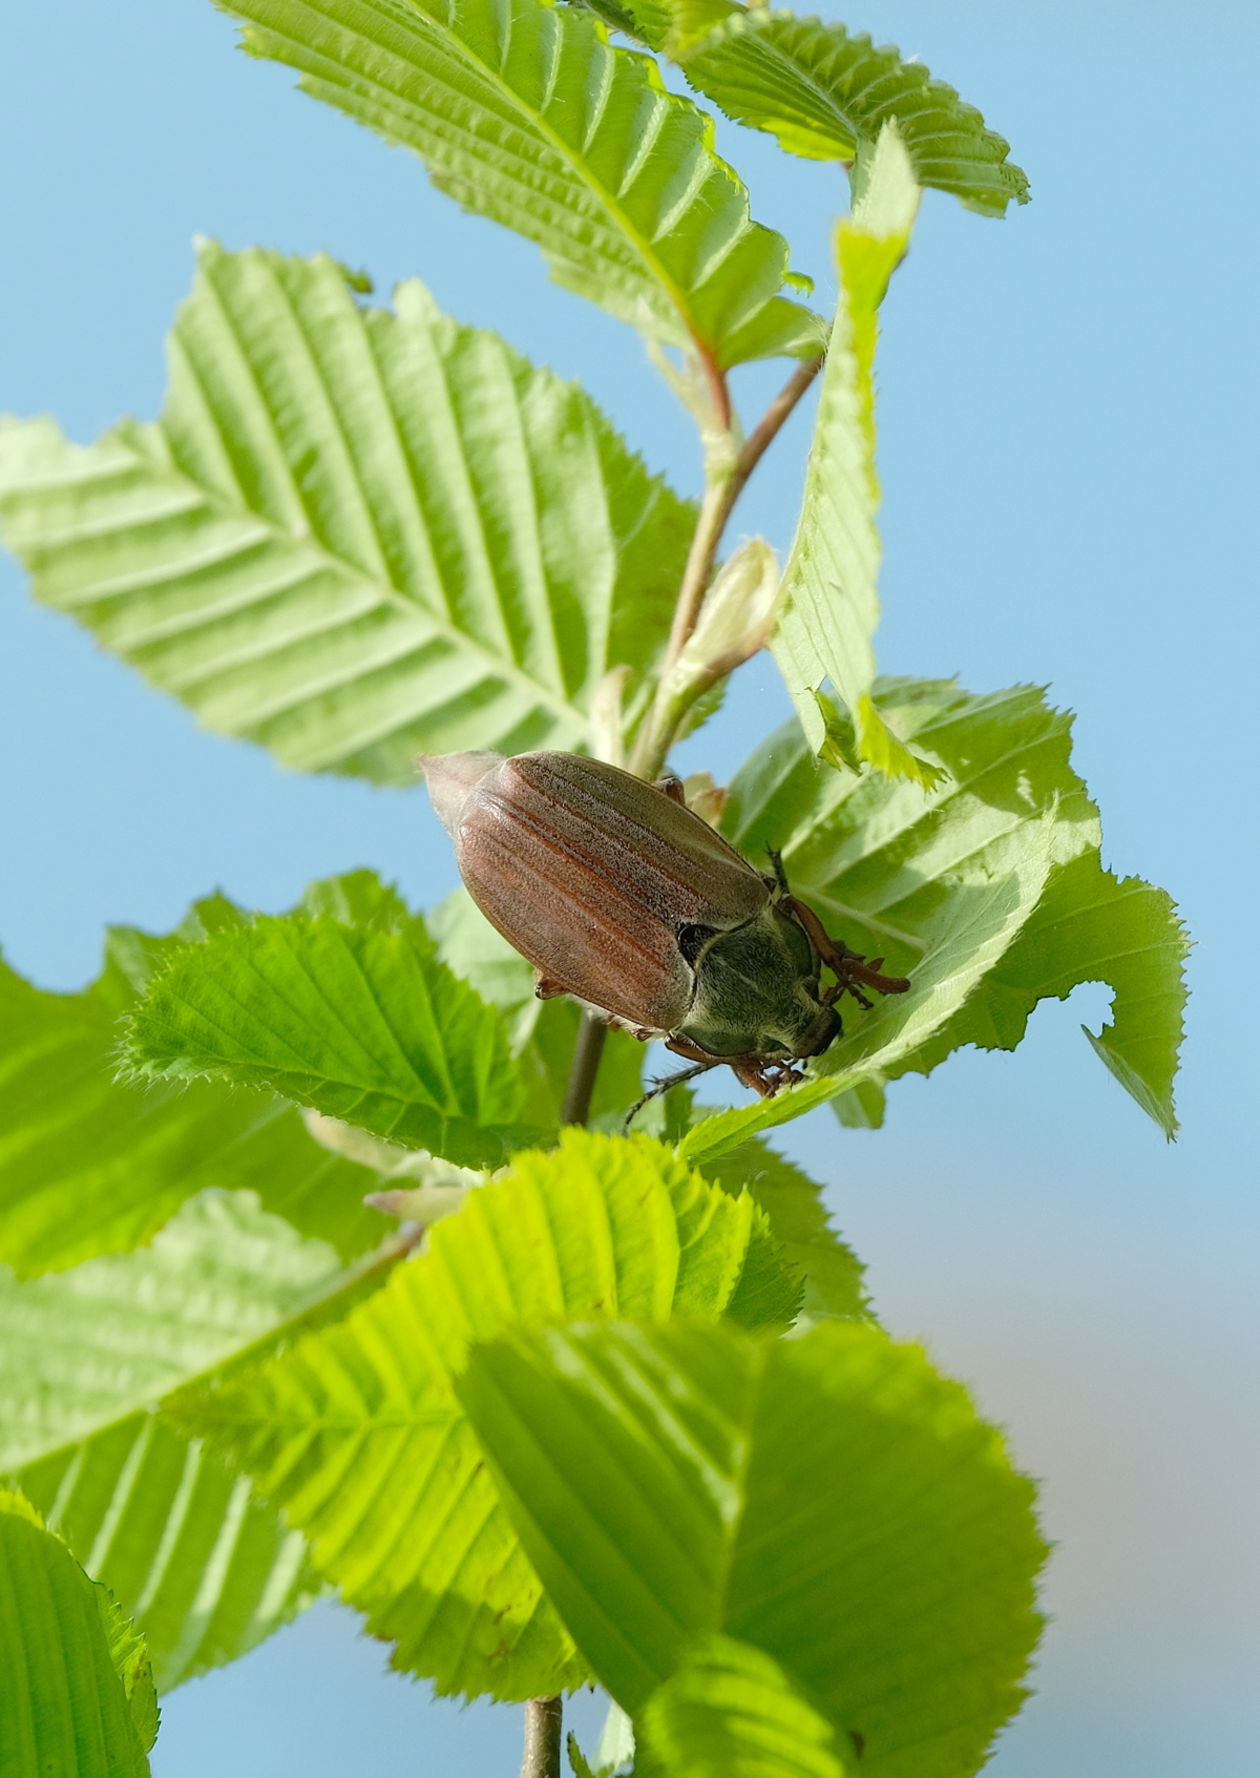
(795, 996, 842, 1058)
(760, 987, 840, 1062)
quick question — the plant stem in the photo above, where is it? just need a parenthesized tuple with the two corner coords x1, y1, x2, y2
(542, 349, 826, 1778)
(629, 352, 824, 781)
(728, 353, 825, 527)
(561, 1013, 609, 1126)
(520, 1696, 564, 1778)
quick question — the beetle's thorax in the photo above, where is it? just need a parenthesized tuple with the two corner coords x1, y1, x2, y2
(679, 901, 841, 1061)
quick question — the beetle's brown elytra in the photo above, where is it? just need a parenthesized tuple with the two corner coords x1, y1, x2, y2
(419, 749, 909, 1107)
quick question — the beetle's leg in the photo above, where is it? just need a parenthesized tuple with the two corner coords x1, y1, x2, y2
(666, 1037, 805, 1100)
(731, 1056, 803, 1098)
(781, 895, 911, 1001)
(623, 1061, 717, 1130)
(664, 1034, 722, 1066)
(534, 972, 566, 1000)
(654, 772, 688, 806)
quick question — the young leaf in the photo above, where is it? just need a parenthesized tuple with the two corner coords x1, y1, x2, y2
(723, 678, 1189, 1137)
(635, 1634, 852, 1778)
(0, 245, 694, 782)
(457, 1318, 1045, 1777)
(171, 1132, 802, 1701)
(0, 1191, 373, 1688)
(0, 1493, 155, 1777)
(769, 124, 943, 786)
(123, 906, 545, 1166)
(681, 814, 1056, 1161)
(0, 873, 412, 1277)
(218, 0, 823, 369)
(661, 2, 1029, 216)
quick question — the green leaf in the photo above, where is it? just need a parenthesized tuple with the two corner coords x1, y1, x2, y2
(98, 1588, 160, 1756)
(0, 244, 695, 784)
(578, 0, 668, 44)
(0, 1191, 375, 1689)
(661, 2, 1028, 216)
(680, 811, 1056, 1161)
(122, 903, 546, 1167)
(218, 0, 823, 368)
(458, 1319, 1045, 1778)
(699, 1141, 868, 1320)
(770, 125, 942, 786)
(722, 678, 1189, 1138)
(172, 1131, 802, 1700)
(635, 1634, 852, 1778)
(0, 1492, 154, 1777)
(0, 877, 399, 1277)
(568, 1733, 600, 1778)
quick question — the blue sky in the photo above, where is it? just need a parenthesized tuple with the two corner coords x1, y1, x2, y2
(2, 2, 1257, 1773)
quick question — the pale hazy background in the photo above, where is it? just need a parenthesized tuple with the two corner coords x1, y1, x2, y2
(2, 1, 1257, 1773)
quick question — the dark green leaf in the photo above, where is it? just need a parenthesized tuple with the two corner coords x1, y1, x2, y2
(123, 907, 546, 1167)
(0, 1491, 153, 1776)
(0, 875, 397, 1276)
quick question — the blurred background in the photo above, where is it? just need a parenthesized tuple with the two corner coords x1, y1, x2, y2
(2, 0, 1256, 1772)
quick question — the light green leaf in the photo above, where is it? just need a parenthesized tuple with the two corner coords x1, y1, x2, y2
(172, 1132, 802, 1700)
(458, 1319, 1045, 1778)
(699, 1141, 868, 1319)
(681, 814, 1055, 1162)
(596, 1699, 637, 1772)
(123, 904, 545, 1167)
(219, 0, 823, 368)
(722, 678, 1189, 1137)
(0, 1492, 154, 1777)
(0, 1191, 381, 1689)
(770, 125, 941, 785)
(0, 876, 398, 1277)
(635, 1634, 851, 1778)
(0, 245, 695, 783)
(661, 2, 1028, 216)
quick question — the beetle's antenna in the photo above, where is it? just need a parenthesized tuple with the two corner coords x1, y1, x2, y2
(766, 847, 790, 893)
(623, 1061, 717, 1131)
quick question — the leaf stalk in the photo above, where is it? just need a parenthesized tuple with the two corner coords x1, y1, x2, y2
(629, 352, 824, 780)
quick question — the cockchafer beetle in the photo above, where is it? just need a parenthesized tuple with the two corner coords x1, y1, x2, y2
(419, 750, 909, 1111)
